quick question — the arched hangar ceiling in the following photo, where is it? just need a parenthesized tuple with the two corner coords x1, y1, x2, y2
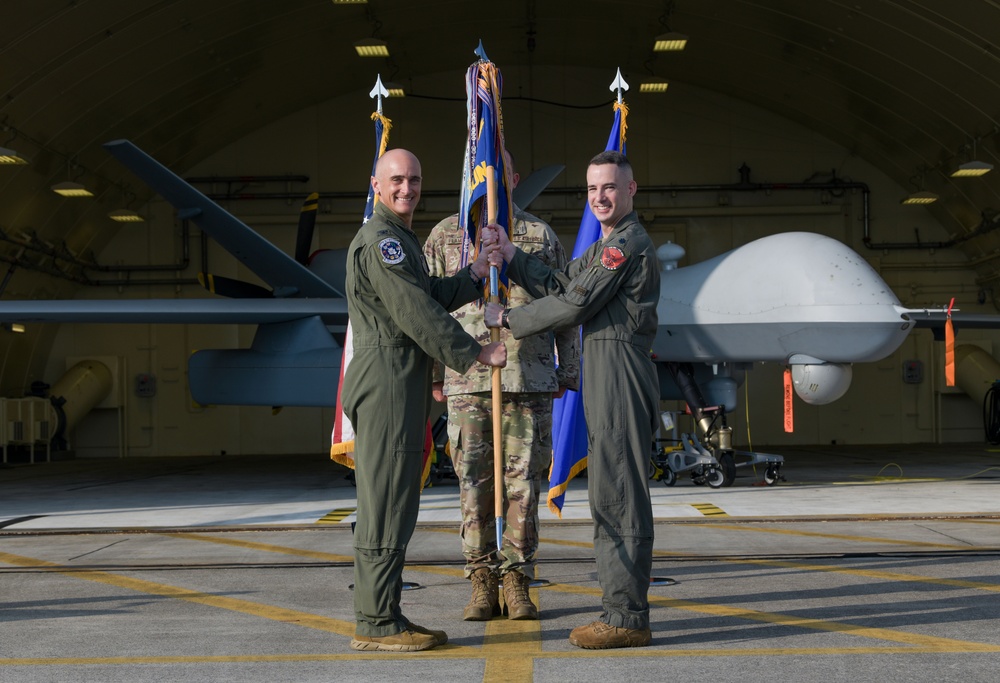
(4, 0, 1000, 289)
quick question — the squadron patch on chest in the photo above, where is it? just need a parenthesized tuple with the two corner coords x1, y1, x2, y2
(600, 246, 627, 270)
(378, 238, 406, 265)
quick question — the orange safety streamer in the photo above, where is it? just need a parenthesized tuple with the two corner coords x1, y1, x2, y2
(945, 297, 956, 387)
(783, 367, 794, 433)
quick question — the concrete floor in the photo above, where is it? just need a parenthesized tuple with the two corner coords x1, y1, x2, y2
(2, 443, 1000, 682)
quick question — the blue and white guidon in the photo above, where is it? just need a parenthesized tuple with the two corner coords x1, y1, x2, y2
(378, 237, 406, 265)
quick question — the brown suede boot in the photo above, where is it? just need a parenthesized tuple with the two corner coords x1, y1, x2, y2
(501, 570, 538, 620)
(463, 568, 500, 621)
(568, 620, 651, 649)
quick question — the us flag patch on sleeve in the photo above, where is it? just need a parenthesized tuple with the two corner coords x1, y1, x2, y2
(600, 246, 626, 270)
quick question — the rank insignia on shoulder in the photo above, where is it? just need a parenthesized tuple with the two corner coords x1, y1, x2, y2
(600, 246, 627, 270)
(378, 237, 406, 265)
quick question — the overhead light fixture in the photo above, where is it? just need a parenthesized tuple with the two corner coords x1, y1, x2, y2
(384, 82, 405, 97)
(901, 191, 938, 205)
(951, 160, 993, 177)
(108, 208, 145, 222)
(653, 32, 688, 51)
(0, 146, 28, 165)
(639, 79, 669, 93)
(354, 38, 389, 57)
(2, 322, 25, 333)
(332, 0, 367, 3)
(51, 181, 94, 197)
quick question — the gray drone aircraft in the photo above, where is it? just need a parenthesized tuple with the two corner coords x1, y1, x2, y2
(0, 140, 963, 485)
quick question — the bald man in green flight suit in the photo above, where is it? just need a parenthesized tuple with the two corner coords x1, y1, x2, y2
(343, 148, 507, 653)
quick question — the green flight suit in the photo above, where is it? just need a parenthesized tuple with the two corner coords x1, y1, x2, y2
(343, 202, 484, 637)
(505, 210, 660, 630)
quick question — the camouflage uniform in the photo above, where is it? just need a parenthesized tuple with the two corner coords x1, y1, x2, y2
(504, 210, 660, 631)
(423, 208, 579, 579)
(344, 201, 486, 638)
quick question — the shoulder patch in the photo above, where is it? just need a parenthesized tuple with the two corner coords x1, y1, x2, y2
(600, 246, 627, 270)
(378, 237, 406, 265)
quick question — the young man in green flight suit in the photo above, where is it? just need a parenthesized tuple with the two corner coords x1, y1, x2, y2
(343, 148, 507, 653)
(484, 150, 660, 649)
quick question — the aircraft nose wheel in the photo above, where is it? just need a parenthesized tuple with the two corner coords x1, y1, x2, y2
(763, 465, 783, 486)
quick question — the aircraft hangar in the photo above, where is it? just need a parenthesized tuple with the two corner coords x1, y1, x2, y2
(0, 0, 1000, 456)
(1, 0, 999, 459)
(8, 5, 1000, 682)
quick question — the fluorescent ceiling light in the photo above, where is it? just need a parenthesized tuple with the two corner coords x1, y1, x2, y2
(51, 181, 94, 197)
(639, 80, 669, 93)
(653, 32, 688, 51)
(0, 146, 28, 165)
(3, 322, 25, 333)
(384, 82, 405, 97)
(901, 191, 938, 205)
(108, 209, 145, 222)
(951, 160, 993, 177)
(332, 0, 367, 3)
(354, 38, 389, 57)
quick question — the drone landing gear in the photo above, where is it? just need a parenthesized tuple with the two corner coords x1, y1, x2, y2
(654, 361, 786, 488)
(651, 437, 785, 487)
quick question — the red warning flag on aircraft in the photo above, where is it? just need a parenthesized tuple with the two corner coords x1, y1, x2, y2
(783, 367, 794, 433)
(945, 297, 956, 387)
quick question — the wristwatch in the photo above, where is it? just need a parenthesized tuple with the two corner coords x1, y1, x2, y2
(501, 308, 510, 329)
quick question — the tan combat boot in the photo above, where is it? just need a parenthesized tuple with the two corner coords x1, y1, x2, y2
(568, 620, 651, 649)
(349, 629, 437, 652)
(463, 568, 500, 621)
(501, 570, 538, 620)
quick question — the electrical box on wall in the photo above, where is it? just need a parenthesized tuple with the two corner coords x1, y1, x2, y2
(903, 359, 923, 384)
(135, 373, 157, 398)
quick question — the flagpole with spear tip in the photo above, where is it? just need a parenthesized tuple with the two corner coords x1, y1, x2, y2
(370, 73, 389, 115)
(610, 66, 628, 107)
(470, 40, 508, 554)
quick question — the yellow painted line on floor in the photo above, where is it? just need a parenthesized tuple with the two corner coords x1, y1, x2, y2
(316, 507, 356, 524)
(541, 577, 1000, 652)
(164, 532, 354, 562)
(643, 590, 1000, 652)
(481, 571, 543, 683)
(697, 523, 970, 550)
(5, 644, 1000, 668)
(2, 546, 998, 665)
(692, 503, 728, 517)
(15, 531, 991, 664)
(0, 549, 355, 636)
(737, 557, 1000, 593)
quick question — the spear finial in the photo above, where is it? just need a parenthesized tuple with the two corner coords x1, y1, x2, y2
(369, 74, 389, 114)
(609, 67, 629, 105)
(474, 40, 490, 63)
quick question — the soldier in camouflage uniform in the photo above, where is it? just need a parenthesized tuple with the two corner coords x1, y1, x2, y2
(344, 149, 506, 653)
(423, 159, 579, 621)
(485, 151, 659, 649)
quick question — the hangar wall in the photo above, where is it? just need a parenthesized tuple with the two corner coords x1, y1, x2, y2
(36, 66, 998, 456)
